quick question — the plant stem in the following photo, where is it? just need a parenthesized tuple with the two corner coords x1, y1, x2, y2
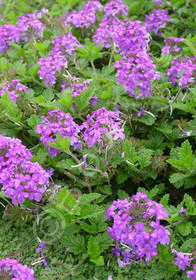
(61, 254, 89, 279)
(90, 60, 97, 75)
(109, 41, 114, 66)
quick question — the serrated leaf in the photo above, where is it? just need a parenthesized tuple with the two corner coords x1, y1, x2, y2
(48, 132, 71, 153)
(123, 140, 138, 164)
(183, 193, 195, 210)
(97, 185, 112, 195)
(90, 255, 104, 266)
(79, 193, 101, 204)
(138, 149, 153, 170)
(95, 232, 113, 252)
(169, 173, 190, 185)
(80, 205, 104, 219)
(61, 234, 86, 255)
(180, 238, 196, 252)
(55, 187, 76, 210)
(56, 159, 75, 170)
(177, 221, 192, 236)
(88, 236, 100, 259)
(160, 194, 169, 207)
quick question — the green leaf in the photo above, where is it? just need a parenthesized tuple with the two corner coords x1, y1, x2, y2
(75, 87, 95, 112)
(55, 187, 76, 211)
(138, 149, 153, 170)
(180, 238, 196, 252)
(80, 205, 104, 219)
(88, 236, 100, 259)
(61, 234, 86, 255)
(90, 255, 104, 266)
(169, 173, 190, 185)
(160, 194, 169, 207)
(96, 185, 112, 195)
(56, 159, 75, 170)
(95, 232, 113, 252)
(124, 140, 138, 164)
(48, 132, 71, 153)
(177, 221, 192, 236)
(79, 193, 101, 204)
(183, 193, 195, 210)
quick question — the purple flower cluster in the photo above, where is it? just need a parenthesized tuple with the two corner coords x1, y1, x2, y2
(114, 50, 160, 99)
(51, 32, 82, 57)
(70, 79, 91, 97)
(0, 135, 53, 205)
(166, 56, 196, 88)
(172, 249, 191, 271)
(187, 265, 196, 279)
(63, 0, 103, 29)
(145, 9, 172, 36)
(80, 107, 125, 147)
(104, 0, 129, 19)
(0, 258, 35, 280)
(105, 192, 170, 264)
(0, 23, 20, 52)
(114, 20, 150, 55)
(16, 14, 45, 42)
(93, 17, 122, 49)
(0, 79, 29, 105)
(37, 51, 67, 87)
(36, 242, 49, 267)
(162, 36, 184, 55)
(35, 109, 82, 157)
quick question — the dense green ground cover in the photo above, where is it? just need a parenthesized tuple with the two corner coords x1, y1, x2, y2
(0, 0, 196, 279)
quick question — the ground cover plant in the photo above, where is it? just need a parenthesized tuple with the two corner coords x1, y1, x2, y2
(0, 0, 196, 279)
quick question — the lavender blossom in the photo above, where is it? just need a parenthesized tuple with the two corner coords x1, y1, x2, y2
(93, 17, 122, 49)
(0, 258, 35, 280)
(0, 135, 54, 205)
(80, 107, 125, 147)
(187, 264, 196, 279)
(162, 37, 184, 55)
(145, 9, 172, 37)
(51, 32, 82, 57)
(37, 52, 67, 87)
(104, 0, 128, 18)
(0, 23, 20, 52)
(0, 80, 29, 105)
(70, 79, 91, 97)
(105, 192, 170, 264)
(35, 109, 82, 157)
(114, 20, 150, 54)
(172, 250, 191, 270)
(114, 50, 160, 99)
(63, 0, 102, 29)
(166, 56, 196, 88)
(16, 14, 45, 41)
(36, 242, 49, 267)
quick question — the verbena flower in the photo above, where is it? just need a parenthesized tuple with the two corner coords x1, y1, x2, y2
(162, 37, 184, 55)
(104, 0, 129, 18)
(0, 135, 54, 205)
(105, 192, 170, 265)
(0, 258, 35, 280)
(80, 107, 125, 147)
(114, 20, 150, 54)
(0, 79, 29, 105)
(63, 0, 103, 29)
(51, 32, 82, 57)
(70, 79, 91, 97)
(35, 109, 82, 157)
(37, 51, 67, 87)
(0, 23, 20, 52)
(114, 50, 160, 99)
(16, 14, 45, 41)
(171, 250, 191, 271)
(187, 264, 196, 279)
(145, 9, 172, 36)
(166, 56, 196, 88)
(93, 16, 122, 49)
(36, 242, 49, 267)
